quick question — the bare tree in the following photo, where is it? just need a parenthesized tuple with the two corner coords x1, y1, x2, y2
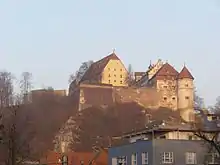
(68, 73, 76, 84)
(0, 71, 14, 108)
(209, 96, 220, 113)
(125, 64, 135, 86)
(194, 88, 205, 109)
(20, 72, 33, 104)
(68, 60, 93, 84)
(0, 99, 35, 165)
(193, 112, 220, 164)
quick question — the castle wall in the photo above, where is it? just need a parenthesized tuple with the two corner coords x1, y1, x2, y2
(113, 87, 159, 108)
(177, 78, 194, 122)
(156, 79, 178, 110)
(78, 84, 160, 110)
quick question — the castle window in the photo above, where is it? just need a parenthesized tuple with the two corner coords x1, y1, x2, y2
(114, 80, 116, 82)
(163, 85, 167, 89)
(108, 74, 111, 77)
(172, 97, 176, 100)
(185, 83, 188, 87)
(120, 75, 123, 78)
(185, 96, 189, 100)
(163, 97, 167, 101)
(120, 69, 122, 71)
(120, 81, 123, 84)
(114, 68, 116, 71)
(114, 74, 116, 77)
(108, 68, 111, 71)
(109, 80, 111, 83)
(188, 135, 193, 140)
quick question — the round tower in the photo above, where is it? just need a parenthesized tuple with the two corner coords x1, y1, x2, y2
(177, 65, 194, 122)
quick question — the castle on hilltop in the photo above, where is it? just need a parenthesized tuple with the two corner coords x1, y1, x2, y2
(69, 51, 195, 122)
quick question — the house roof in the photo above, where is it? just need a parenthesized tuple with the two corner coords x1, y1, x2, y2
(134, 72, 145, 77)
(80, 53, 120, 82)
(177, 66, 194, 80)
(40, 151, 104, 165)
(150, 62, 179, 80)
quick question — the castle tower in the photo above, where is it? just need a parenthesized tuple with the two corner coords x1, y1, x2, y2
(177, 65, 194, 122)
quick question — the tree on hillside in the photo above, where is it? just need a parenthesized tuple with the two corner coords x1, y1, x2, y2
(194, 89, 205, 109)
(71, 103, 147, 151)
(193, 113, 220, 164)
(0, 71, 14, 108)
(125, 64, 135, 86)
(68, 60, 93, 84)
(193, 95, 220, 164)
(20, 72, 33, 104)
(0, 105, 35, 165)
(209, 96, 220, 113)
(0, 71, 35, 165)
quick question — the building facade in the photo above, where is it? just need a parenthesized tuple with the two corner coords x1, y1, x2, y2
(108, 120, 220, 165)
(80, 52, 128, 87)
(108, 139, 212, 165)
(68, 51, 195, 122)
(134, 59, 195, 122)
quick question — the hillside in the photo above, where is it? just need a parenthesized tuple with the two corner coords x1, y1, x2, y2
(70, 102, 181, 151)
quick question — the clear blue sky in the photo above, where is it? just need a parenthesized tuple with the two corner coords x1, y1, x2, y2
(0, 0, 220, 106)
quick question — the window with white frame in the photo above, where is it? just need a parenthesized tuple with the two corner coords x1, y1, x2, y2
(185, 152, 197, 164)
(208, 152, 219, 164)
(141, 152, 148, 165)
(117, 156, 127, 165)
(131, 153, 137, 165)
(162, 152, 173, 164)
(111, 157, 117, 165)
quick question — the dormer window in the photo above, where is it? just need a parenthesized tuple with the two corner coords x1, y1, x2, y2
(172, 97, 176, 100)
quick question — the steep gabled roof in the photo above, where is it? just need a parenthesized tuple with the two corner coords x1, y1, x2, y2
(150, 62, 179, 80)
(80, 53, 120, 82)
(177, 66, 194, 80)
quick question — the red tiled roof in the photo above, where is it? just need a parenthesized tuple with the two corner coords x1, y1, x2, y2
(177, 66, 194, 80)
(134, 72, 145, 77)
(151, 62, 178, 80)
(40, 151, 100, 165)
(80, 53, 120, 82)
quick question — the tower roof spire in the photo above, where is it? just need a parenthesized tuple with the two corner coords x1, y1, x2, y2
(177, 65, 194, 80)
(112, 48, 116, 53)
